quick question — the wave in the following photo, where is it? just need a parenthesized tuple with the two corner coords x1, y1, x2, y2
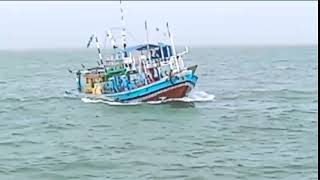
(272, 59, 289, 63)
(0, 89, 82, 103)
(240, 88, 316, 95)
(0, 95, 79, 103)
(81, 97, 143, 106)
(274, 66, 296, 70)
(80, 90, 215, 106)
(165, 91, 215, 103)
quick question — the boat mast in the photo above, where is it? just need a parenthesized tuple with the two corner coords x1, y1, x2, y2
(166, 22, 179, 72)
(107, 30, 117, 50)
(145, 20, 151, 60)
(120, 0, 127, 54)
(95, 35, 103, 65)
(87, 34, 103, 65)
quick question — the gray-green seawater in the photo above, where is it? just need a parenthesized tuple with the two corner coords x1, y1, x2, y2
(0, 46, 318, 179)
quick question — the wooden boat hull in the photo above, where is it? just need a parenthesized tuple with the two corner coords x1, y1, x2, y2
(142, 81, 193, 101)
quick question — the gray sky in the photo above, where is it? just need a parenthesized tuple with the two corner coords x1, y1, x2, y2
(0, 1, 318, 49)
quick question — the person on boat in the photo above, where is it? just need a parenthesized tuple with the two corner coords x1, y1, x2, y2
(152, 68, 160, 81)
(129, 63, 133, 70)
(146, 75, 152, 84)
(164, 70, 169, 76)
(160, 73, 164, 79)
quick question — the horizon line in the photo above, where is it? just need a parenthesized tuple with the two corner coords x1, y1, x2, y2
(0, 43, 318, 51)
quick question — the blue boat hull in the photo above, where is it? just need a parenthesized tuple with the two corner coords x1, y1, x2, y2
(103, 71, 198, 102)
(78, 69, 198, 102)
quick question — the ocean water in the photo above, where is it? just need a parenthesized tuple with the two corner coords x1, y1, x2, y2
(0, 46, 318, 179)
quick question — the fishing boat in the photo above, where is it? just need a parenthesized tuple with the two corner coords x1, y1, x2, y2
(70, 2, 198, 103)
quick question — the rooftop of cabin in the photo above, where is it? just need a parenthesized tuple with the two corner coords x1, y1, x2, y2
(120, 43, 172, 53)
(111, 43, 173, 60)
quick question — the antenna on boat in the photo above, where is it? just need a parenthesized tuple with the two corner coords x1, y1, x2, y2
(166, 22, 179, 72)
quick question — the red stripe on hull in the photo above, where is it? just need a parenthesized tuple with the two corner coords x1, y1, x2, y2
(144, 84, 192, 101)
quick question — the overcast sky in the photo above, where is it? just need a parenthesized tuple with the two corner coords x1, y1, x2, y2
(0, 1, 318, 49)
